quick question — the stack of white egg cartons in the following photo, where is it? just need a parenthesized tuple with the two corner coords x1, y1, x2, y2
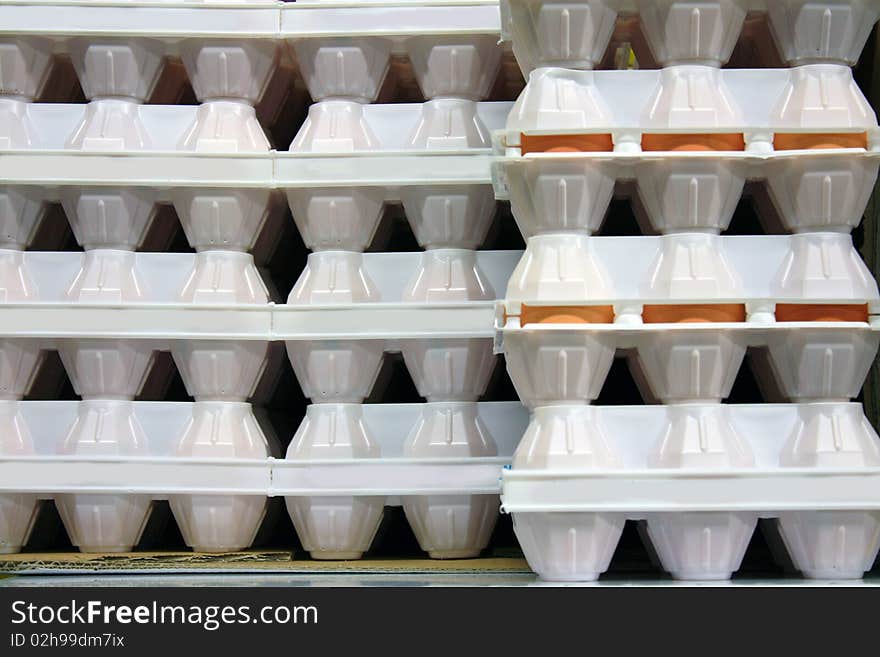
(495, 0, 880, 580)
(0, 0, 528, 560)
(0, 1, 291, 555)
(279, 1, 522, 560)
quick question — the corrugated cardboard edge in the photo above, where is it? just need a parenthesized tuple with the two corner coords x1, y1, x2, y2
(0, 552, 530, 575)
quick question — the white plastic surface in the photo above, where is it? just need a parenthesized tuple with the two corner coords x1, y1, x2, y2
(401, 402, 500, 558)
(500, 0, 880, 72)
(493, 0, 880, 585)
(494, 66, 880, 234)
(0, 400, 523, 494)
(499, 66, 878, 141)
(54, 400, 153, 553)
(499, 233, 880, 309)
(0, 1, 502, 40)
(503, 323, 879, 406)
(0, 250, 521, 340)
(498, 150, 880, 234)
(0, 35, 46, 553)
(503, 402, 880, 580)
(0, 400, 527, 555)
(0, 102, 512, 188)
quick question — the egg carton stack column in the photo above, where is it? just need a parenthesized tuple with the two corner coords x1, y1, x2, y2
(0, 36, 52, 554)
(759, 0, 880, 580)
(54, 31, 164, 553)
(502, 0, 631, 581)
(284, 37, 389, 560)
(622, 0, 756, 582)
(397, 36, 502, 558)
(165, 26, 278, 555)
(496, 0, 880, 580)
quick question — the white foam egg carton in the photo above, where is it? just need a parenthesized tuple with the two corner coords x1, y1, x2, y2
(502, 401, 880, 581)
(499, 148, 880, 236)
(499, 234, 880, 312)
(495, 66, 878, 144)
(0, 101, 512, 188)
(501, 147, 880, 235)
(0, 0, 501, 41)
(499, 0, 880, 73)
(498, 234, 880, 407)
(1, 22, 508, 225)
(0, 399, 527, 555)
(0, 2, 504, 117)
(502, 319, 879, 406)
(493, 66, 880, 234)
(0, 250, 520, 340)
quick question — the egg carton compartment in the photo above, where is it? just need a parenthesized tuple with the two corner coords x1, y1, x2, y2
(502, 401, 880, 581)
(500, 0, 880, 73)
(0, 399, 527, 556)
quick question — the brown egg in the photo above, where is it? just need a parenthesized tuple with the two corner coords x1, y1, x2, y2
(521, 133, 614, 154)
(643, 304, 746, 324)
(642, 133, 745, 152)
(775, 304, 869, 322)
(521, 305, 615, 326)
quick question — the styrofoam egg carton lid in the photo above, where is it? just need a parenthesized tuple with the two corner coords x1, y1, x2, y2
(6, 103, 511, 152)
(0, 1, 279, 38)
(0, 400, 528, 497)
(16, 250, 519, 304)
(498, 0, 774, 44)
(282, 0, 501, 38)
(502, 66, 877, 140)
(0, 251, 522, 340)
(501, 234, 880, 307)
(13, 401, 523, 458)
(0, 103, 513, 188)
(0, 0, 499, 39)
(501, 402, 880, 514)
